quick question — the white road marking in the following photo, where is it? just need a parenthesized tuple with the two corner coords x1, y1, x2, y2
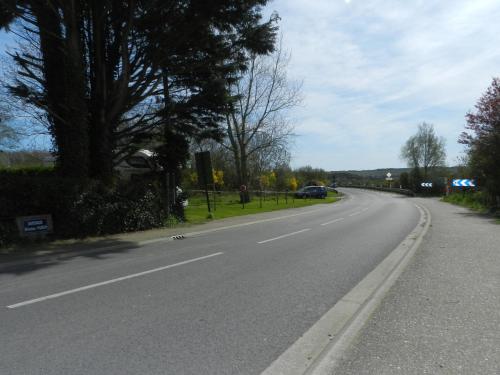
(7, 252, 223, 309)
(258, 228, 311, 244)
(349, 211, 362, 217)
(321, 218, 345, 226)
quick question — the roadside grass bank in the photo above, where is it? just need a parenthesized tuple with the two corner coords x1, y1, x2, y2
(442, 192, 500, 222)
(185, 191, 340, 224)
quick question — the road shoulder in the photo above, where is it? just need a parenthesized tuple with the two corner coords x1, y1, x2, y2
(332, 197, 500, 374)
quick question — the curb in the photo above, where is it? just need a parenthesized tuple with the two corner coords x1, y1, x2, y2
(261, 203, 431, 375)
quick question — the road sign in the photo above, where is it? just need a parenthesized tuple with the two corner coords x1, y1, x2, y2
(195, 151, 214, 213)
(452, 179, 476, 187)
(195, 151, 214, 187)
(16, 214, 53, 237)
(421, 182, 433, 188)
(385, 172, 393, 181)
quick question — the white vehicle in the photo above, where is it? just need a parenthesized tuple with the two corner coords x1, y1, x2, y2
(116, 149, 188, 207)
(116, 149, 158, 180)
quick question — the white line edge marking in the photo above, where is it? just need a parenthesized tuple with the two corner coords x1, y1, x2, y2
(321, 218, 345, 226)
(258, 228, 311, 244)
(349, 211, 362, 217)
(7, 252, 223, 309)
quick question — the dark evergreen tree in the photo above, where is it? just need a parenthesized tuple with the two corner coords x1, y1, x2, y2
(1, 0, 277, 182)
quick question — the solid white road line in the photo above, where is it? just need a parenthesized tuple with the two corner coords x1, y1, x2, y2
(349, 211, 362, 217)
(7, 252, 224, 309)
(321, 218, 345, 226)
(257, 228, 311, 244)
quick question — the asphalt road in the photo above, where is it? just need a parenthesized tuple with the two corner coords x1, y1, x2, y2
(0, 188, 419, 375)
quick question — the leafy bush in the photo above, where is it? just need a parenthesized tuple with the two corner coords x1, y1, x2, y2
(0, 219, 18, 248)
(0, 168, 171, 245)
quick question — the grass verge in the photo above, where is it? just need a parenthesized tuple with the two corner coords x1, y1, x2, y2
(185, 191, 340, 224)
(441, 191, 489, 213)
(442, 191, 499, 223)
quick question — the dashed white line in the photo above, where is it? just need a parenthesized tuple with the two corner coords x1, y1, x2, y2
(321, 218, 345, 226)
(350, 207, 369, 217)
(7, 252, 224, 309)
(258, 228, 311, 244)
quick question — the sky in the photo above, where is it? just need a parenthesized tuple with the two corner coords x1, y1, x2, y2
(1, 1, 499, 171)
(263, 0, 500, 170)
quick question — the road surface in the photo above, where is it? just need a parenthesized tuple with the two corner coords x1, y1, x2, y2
(0, 188, 419, 375)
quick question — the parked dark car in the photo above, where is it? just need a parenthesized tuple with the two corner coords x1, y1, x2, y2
(294, 186, 327, 199)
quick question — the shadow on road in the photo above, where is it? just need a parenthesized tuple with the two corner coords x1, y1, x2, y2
(0, 238, 141, 275)
(455, 210, 500, 224)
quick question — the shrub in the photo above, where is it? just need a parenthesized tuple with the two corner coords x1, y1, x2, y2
(0, 168, 172, 245)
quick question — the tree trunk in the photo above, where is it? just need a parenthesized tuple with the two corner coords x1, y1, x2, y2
(239, 144, 250, 202)
(232, 148, 242, 187)
(240, 146, 248, 187)
(88, 1, 113, 182)
(33, 2, 89, 178)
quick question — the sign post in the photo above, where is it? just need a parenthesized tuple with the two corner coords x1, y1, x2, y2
(195, 151, 214, 214)
(385, 172, 393, 188)
(240, 185, 247, 209)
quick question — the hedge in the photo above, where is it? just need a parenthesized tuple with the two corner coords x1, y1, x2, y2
(0, 168, 171, 246)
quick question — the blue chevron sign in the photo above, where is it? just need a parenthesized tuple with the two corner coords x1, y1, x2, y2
(452, 179, 476, 187)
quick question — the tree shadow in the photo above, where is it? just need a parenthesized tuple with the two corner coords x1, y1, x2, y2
(0, 238, 141, 275)
(455, 210, 500, 224)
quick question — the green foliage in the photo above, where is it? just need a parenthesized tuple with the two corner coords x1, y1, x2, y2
(0, 219, 17, 248)
(0, 170, 170, 245)
(442, 191, 491, 212)
(294, 166, 330, 187)
(400, 122, 446, 177)
(460, 77, 500, 198)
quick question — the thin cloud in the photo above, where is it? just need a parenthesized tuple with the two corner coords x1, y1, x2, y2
(266, 0, 500, 169)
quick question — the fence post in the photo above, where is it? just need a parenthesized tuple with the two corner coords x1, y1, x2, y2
(212, 184, 216, 211)
(204, 184, 211, 213)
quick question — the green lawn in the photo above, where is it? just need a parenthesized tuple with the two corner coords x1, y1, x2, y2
(184, 191, 340, 224)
